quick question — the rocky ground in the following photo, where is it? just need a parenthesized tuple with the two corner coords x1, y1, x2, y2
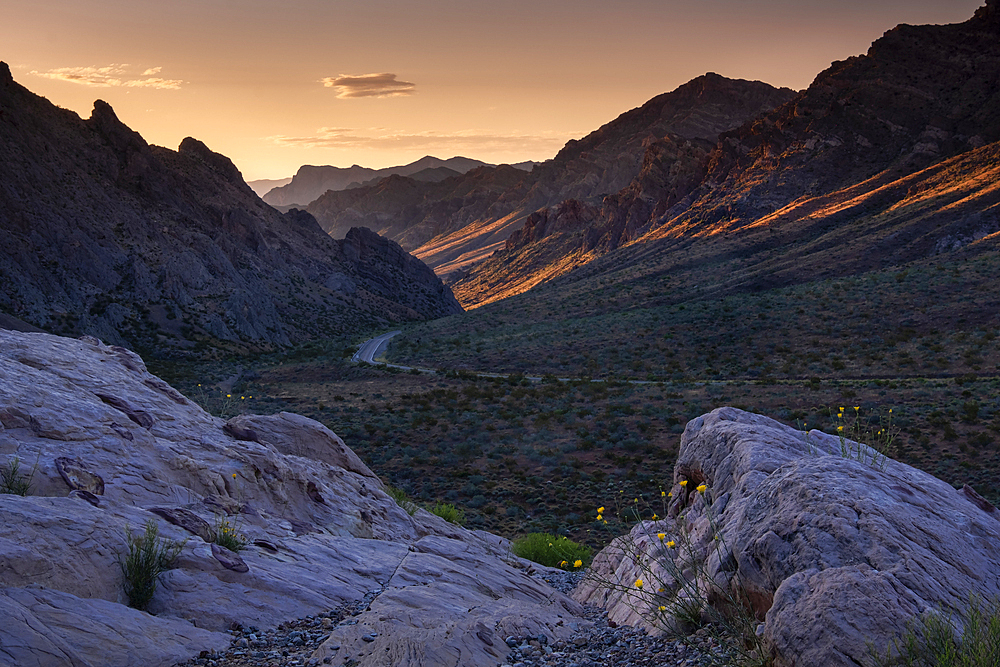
(173, 571, 732, 667)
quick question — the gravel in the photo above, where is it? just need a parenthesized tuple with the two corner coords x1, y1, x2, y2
(173, 571, 740, 667)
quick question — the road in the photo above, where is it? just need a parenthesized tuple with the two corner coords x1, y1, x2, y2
(352, 330, 401, 364)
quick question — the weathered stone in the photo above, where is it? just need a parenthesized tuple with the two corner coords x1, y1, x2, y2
(149, 507, 213, 542)
(54, 457, 105, 495)
(211, 543, 249, 573)
(576, 408, 1000, 667)
(0, 329, 587, 666)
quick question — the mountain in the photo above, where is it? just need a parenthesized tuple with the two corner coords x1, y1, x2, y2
(451, 1, 1000, 308)
(261, 156, 492, 207)
(247, 176, 292, 197)
(0, 62, 461, 355)
(305, 74, 796, 278)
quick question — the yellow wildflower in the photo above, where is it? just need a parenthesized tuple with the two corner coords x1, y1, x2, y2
(597, 514, 603, 521)
(667, 540, 676, 548)
(679, 480, 688, 487)
(651, 513, 658, 520)
(837, 425, 844, 432)
(560, 560, 567, 568)
(661, 490, 666, 497)
(574, 559, 582, 568)
(597, 507, 605, 514)
(658, 533, 666, 541)
(854, 406, 860, 411)
(635, 578, 643, 589)
(696, 484, 707, 494)
(658, 605, 667, 612)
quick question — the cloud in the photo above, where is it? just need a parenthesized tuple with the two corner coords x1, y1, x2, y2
(321, 73, 415, 98)
(31, 64, 182, 90)
(267, 126, 570, 155)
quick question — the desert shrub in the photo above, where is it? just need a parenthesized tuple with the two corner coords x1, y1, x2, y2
(0, 455, 36, 496)
(870, 594, 1000, 667)
(117, 520, 185, 610)
(386, 485, 418, 515)
(511, 532, 591, 570)
(427, 502, 465, 525)
(213, 515, 247, 552)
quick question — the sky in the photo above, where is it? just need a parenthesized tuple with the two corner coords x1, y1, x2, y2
(2, 1, 986, 181)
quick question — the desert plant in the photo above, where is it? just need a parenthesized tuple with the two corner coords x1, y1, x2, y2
(0, 455, 36, 495)
(117, 520, 185, 610)
(511, 532, 591, 569)
(213, 515, 247, 552)
(834, 406, 897, 470)
(427, 502, 465, 525)
(870, 594, 1000, 667)
(587, 484, 770, 666)
(386, 485, 418, 515)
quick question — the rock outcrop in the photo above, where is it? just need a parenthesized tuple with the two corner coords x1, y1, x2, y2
(0, 329, 585, 666)
(0, 65, 461, 353)
(575, 407, 1000, 667)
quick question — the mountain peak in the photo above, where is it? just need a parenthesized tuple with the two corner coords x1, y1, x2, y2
(0, 61, 11, 85)
(975, 0, 1000, 23)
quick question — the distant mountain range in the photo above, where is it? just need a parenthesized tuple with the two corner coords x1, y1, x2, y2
(258, 156, 537, 208)
(301, 73, 795, 275)
(0, 62, 461, 354)
(452, 0, 1000, 308)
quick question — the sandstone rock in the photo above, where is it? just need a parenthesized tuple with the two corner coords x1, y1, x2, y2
(575, 407, 1000, 667)
(0, 329, 586, 666)
(149, 507, 213, 542)
(54, 457, 105, 495)
(311, 534, 586, 667)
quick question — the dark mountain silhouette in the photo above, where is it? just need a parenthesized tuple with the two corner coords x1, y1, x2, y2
(262, 156, 494, 207)
(0, 62, 461, 355)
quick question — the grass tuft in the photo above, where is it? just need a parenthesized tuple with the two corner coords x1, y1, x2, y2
(511, 532, 591, 569)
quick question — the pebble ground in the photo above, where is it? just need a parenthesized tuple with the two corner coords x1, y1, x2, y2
(173, 572, 739, 667)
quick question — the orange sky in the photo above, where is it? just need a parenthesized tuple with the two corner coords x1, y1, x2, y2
(2, 1, 986, 180)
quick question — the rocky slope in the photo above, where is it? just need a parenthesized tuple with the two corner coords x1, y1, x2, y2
(262, 156, 491, 208)
(0, 63, 461, 354)
(576, 407, 1000, 667)
(0, 329, 585, 667)
(303, 74, 795, 280)
(452, 0, 1000, 308)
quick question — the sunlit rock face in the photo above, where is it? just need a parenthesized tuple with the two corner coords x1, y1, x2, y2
(0, 329, 584, 667)
(576, 407, 1000, 667)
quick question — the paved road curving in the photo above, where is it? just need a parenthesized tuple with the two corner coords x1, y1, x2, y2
(352, 330, 401, 363)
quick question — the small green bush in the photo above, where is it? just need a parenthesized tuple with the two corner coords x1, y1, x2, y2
(213, 515, 247, 552)
(511, 532, 591, 570)
(0, 455, 35, 496)
(117, 520, 185, 610)
(427, 502, 465, 525)
(871, 594, 1000, 667)
(386, 485, 418, 515)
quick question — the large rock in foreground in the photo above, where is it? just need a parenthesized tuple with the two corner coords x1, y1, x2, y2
(0, 329, 585, 666)
(575, 407, 1000, 667)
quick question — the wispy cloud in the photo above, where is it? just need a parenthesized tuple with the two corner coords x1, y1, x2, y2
(31, 64, 182, 90)
(321, 73, 415, 98)
(268, 127, 569, 154)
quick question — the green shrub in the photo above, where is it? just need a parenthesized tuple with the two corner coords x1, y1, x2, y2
(386, 485, 418, 515)
(511, 532, 591, 570)
(117, 520, 185, 610)
(213, 515, 247, 552)
(871, 594, 1000, 667)
(427, 502, 465, 525)
(0, 455, 35, 496)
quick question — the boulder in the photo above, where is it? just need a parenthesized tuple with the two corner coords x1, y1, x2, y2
(575, 407, 1000, 667)
(0, 330, 587, 666)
